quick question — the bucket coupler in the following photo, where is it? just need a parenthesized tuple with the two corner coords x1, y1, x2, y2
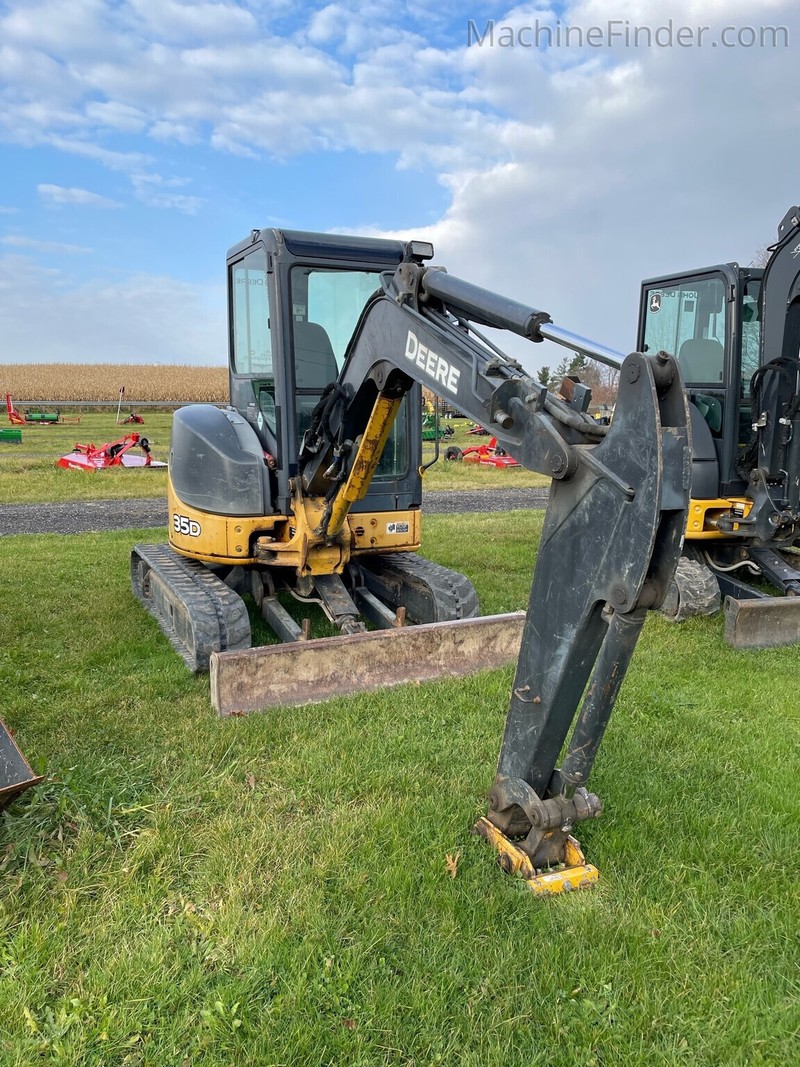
(1, 720, 42, 812)
(476, 351, 691, 893)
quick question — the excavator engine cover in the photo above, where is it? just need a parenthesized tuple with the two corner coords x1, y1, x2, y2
(170, 405, 272, 516)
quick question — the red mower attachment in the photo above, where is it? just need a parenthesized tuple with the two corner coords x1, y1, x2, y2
(444, 437, 521, 469)
(5, 394, 25, 426)
(57, 433, 167, 471)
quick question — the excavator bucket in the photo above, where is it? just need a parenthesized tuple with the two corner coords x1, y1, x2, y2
(210, 613, 525, 715)
(0, 720, 42, 812)
(723, 595, 800, 649)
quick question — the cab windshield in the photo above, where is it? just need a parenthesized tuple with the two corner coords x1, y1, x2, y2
(290, 266, 408, 478)
(642, 276, 726, 385)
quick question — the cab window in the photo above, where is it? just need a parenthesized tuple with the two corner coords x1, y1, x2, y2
(643, 277, 726, 385)
(231, 247, 272, 375)
(290, 267, 409, 478)
(740, 279, 761, 394)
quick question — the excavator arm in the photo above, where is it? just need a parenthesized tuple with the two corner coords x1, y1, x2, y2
(298, 260, 622, 517)
(290, 254, 691, 890)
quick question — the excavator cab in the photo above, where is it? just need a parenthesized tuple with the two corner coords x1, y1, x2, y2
(638, 265, 760, 501)
(637, 205, 800, 645)
(224, 231, 424, 520)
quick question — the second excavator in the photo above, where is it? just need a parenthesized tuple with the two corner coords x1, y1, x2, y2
(640, 206, 800, 648)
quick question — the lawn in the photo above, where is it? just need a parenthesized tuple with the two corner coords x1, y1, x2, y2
(0, 414, 174, 504)
(0, 413, 548, 503)
(1, 512, 798, 1066)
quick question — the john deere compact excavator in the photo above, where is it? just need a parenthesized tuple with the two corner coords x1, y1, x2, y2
(123, 227, 690, 892)
(639, 206, 800, 647)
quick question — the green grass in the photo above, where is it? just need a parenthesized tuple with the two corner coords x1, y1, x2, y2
(1, 514, 798, 1065)
(0, 414, 173, 503)
(0, 413, 548, 502)
(420, 421, 549, 490)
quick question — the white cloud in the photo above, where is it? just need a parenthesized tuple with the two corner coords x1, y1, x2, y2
(148, 119, 198, 144)
(1, 235, 92, 254)
(352, 0, 800, 361)
(2, 0, 112, 52)
(84, 100, 148, 132)
(127, 0, 257, 42)
(131, 173, 204, 214)
(37, 183, 123, 208)
(44, 136, 151, 171)
(0, 254, 225, 363)
(0, 0, 798, 366)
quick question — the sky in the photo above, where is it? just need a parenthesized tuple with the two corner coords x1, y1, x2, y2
(1, 0, 799, 374)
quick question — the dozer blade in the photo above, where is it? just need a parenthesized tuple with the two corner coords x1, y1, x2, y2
(0, 720, 43, 812)
(210, 612, 525, 715)
(723, 594, 800, 649)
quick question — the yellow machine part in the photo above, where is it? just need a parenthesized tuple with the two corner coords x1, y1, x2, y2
(326, 393, 403, 538)
(167, 475, 421, 570)
(473, 816, 599, 896)
(685, 497, 752, 540)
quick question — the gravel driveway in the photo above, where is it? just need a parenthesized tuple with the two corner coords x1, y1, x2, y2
(0, 488, 549, 537)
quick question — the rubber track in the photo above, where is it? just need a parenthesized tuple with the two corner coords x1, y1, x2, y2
(131, 544, 251, 672)
(358, 552, 480, 624)
(660, 556, 721, 622)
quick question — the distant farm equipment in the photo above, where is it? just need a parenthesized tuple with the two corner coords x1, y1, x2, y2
(123, 412, 145, 424)
(0, 427, 21, 444)
(444, 437, 521, 469)
(421, 413, 454, 441)
(57, 433, 167, 471)
(5, 393, 80, 426)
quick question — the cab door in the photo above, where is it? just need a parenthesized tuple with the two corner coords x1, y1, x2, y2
(638, 267, 744, 495)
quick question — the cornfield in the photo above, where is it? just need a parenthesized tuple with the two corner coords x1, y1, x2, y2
(0, 364, 228, 403)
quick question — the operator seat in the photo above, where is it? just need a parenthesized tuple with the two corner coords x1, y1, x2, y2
(293, 320, 339, 438)
(678, 338, 724, 384)
(294, 321, 339, 390)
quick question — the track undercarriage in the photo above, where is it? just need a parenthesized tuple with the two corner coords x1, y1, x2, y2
(131, 544, 481, 673)
(660, 544, 800, 648)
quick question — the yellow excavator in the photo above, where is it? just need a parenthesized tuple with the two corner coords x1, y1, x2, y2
(638, 206, 800, 648)
(122, 228, 690, 892)
(0, 227, 690, 892)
